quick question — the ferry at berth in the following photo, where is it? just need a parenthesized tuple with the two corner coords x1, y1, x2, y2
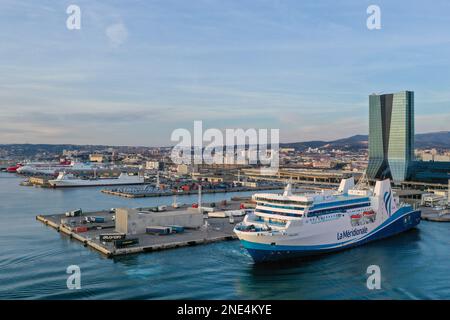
(48, 172, 145, 188)
(234, 177, 421, 263)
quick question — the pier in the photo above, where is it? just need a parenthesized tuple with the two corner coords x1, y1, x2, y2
(36, 201, 245, 258)
(101, 185, 283, 198)
(420, 207, 450, 222)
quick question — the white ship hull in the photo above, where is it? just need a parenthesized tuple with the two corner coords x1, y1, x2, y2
(235, 208, 420, 262)
(234, 178, 421, 263)
(17, 162, 97, 175)
(49, 173, 144, 188)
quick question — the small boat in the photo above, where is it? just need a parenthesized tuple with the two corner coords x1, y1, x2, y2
(363, 210, 376, 217)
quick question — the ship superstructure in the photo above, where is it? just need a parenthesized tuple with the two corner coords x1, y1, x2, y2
(48, 172, 145, 187)
(234, 177, 421, 262)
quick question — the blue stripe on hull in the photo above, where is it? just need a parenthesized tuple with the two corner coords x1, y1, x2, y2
(242, 210, 421, 263)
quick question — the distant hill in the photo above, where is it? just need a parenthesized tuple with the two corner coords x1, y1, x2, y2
(281, 131, 450, 151)
(415, 131, 450, 149)
(280, 135, 367, 151)
(0, 131, 448, 157)
(0, 143, 161, 159)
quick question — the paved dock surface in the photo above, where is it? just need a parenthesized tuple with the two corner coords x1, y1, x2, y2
(421, 207, 450, 222)
(101, 186, 282, 198)
(36, 203, 244, 257)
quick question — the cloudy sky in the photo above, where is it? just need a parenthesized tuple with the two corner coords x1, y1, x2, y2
(0, 0, 449, 146)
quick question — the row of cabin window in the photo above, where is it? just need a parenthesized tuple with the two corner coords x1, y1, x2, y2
(307, 203, 371, 217)
(257, 202, 305, 211)
(254, 197, 313, 206)
(256, 202, 371, 218)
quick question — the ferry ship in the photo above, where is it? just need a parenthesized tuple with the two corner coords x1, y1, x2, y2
(48, 172, 145, 188)
(234, 177, 421, 263)
(16, 161, 97, 175)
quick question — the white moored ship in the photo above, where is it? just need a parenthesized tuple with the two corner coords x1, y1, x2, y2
(16, 161, 98, 175)
(234, 177, 421, 263)
(48, 172, 145, 188)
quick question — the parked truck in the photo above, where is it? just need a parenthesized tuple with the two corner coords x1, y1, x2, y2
(65, 208, 82, 217)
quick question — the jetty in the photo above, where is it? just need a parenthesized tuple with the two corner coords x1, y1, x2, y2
(101, 185, 281, 198)
(421, 207, 450, 222)
(36, 200, 247, 258)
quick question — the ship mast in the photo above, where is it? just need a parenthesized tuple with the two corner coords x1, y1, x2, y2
(283, 177, 293, 197)
(354, 171, 369, 190)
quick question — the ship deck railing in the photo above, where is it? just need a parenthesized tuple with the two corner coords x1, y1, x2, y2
(245, 214, 288, 227)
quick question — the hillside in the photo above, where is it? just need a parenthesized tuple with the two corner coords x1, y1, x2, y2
(281, 131, 450, 151)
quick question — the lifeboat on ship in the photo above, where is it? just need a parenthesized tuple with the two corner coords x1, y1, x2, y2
(363, 210, 376, 222)
(350, 213, 362, 226)
(363, 210, 376, 217)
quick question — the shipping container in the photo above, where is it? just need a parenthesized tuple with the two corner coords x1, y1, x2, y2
(65, 208, 82, 217)
(74, 226, 88, 233)
(146, 226, 172, 235)
(208, 211, 227, 218)
(114, 238, 139, 248)
(167, 225, 184, 233)
(93, 217, 105, 223)
(85, 216, 105, 223)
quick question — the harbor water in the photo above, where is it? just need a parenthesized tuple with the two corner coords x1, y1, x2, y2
(0, 172, 449, 299)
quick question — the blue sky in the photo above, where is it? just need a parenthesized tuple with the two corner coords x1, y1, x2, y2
(0, 0, 449, 146)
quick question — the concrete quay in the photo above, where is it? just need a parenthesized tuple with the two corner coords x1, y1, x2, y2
(421, 207, 450, 222)
(36, 201, 245, 258)
(101, 185, 282, 198)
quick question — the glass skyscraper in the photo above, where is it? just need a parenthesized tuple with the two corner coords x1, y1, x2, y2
(367, 91, 415, 183)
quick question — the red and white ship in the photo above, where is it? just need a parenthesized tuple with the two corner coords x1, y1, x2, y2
(6, 163, 23, 173)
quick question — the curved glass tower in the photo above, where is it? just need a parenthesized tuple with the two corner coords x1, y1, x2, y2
(367, 91, 414, 183)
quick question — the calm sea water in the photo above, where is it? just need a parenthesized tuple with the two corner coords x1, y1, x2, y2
(0, 172, 449, 300)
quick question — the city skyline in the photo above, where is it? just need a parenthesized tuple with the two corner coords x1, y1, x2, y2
(2, 0, 450, 305)
(1, 0, 450, 146)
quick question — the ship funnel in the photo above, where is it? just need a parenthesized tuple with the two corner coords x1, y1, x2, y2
(374, 179, 397, 217)
(338, 177, 355, 194)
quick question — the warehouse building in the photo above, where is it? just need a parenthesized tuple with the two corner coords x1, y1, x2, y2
(115, 207, 203, 235)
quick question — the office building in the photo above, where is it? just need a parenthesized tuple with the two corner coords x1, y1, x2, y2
(367, 90, 450, 185)
(367, 91, 415, 183)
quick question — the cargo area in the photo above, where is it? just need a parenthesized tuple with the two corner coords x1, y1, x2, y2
(36, 199, 249, 257)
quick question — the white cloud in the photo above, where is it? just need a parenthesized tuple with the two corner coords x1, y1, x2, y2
(105, 23, 128, 47)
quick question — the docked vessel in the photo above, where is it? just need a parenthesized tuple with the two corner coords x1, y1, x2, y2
(7, 163, 23, 173)
(16, 161, 97, 175)
(48, 172, 145, 188)
(234, 177, 421, 263)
